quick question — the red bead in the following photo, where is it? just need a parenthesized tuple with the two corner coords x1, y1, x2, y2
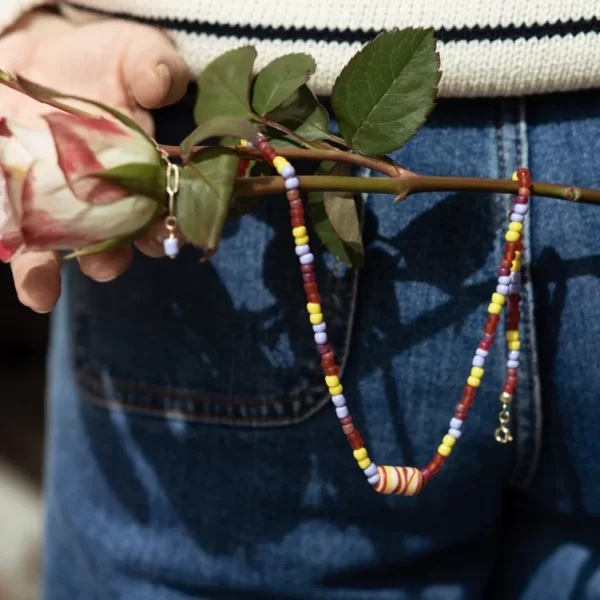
(487, 314, 501, 326)
(302, 273, 316, 283)
(325, 366, 340, 376)
(340, 415, 353, 425)
(304, 282, 318, 295)
(287, 190, 301, 202)
(291, 218, 305, 228)
(290, 211, 304, 222)
(342, 423, 355, 434)
(504, 382, 516, 394)
(515, 196, 529, 204)
(506, 368, 518, 377)
(347, 430, 364, 450)
(300, 264, 314, 274)
(504, 252, 516, 262)
(483, 323, 497, 335)
(505, 242, 518, 253)
(498, 267, 511, 277)
(500, 259, 513, 269)
(257, 141, 270, 152)
(288, 198, 303, 209)
(421, 467, 432, 481)
(307, 294, 321, 303)
(463, 384, 477, 399)
(432, 453, 446, 467)
(517, 168, 531, 186)
(455, 405, 469, 419)
(264, 150, 277, 163)
(459, 395, 475, 409)
(509, 294, 521, 304)
(321, 352, 335, 366)
(317, 343, 331, 355)
(518, 187, 531, 197)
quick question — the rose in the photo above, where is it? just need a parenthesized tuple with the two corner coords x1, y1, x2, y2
(0, 112, 161, 262)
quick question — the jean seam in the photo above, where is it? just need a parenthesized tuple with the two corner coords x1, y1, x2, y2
(512, 97, 544, 488)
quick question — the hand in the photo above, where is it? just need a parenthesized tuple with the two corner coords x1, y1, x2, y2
(0, 10, 190, 312)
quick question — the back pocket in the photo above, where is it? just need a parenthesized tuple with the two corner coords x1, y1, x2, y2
(72, 198, 358, 426)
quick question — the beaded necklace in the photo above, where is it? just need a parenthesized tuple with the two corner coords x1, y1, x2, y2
(164, 134, 530, 496)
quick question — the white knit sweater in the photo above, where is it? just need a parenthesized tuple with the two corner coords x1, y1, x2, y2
(2, 0, 600, 97)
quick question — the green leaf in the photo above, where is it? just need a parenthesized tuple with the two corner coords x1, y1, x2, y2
(267, 85, 330, 142)
(177, 148, 239, 249)
(86, 163, 166, 203)
(307, 162, 365, 268)
(252, 54, 316, 116)
(194, 47, 257, 125)
(331, 28, 441, 155)
(0, 71, 154, 141)
(180, 116, 257, 158)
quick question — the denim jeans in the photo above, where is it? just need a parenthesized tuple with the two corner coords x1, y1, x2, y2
(43, 91, 600, 599)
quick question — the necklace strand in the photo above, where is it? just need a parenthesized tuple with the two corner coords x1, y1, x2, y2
(235, 136, 528, 495)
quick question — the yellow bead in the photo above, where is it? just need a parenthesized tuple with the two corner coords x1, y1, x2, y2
(295, 235, 309, 246)
(467, 376, 481, 388)
(506, 330, 519, 342)
(491, 293, 506, 306)
(307, 303, 321, 314)
(358, 457, 372, 470)
(309, 313, 323, 325)
(438, 444, 452, 457)
(240, 139, 248, 147)
(471, 366, 484, 379)
(514, 251, 521, 261)
(272, 157, 289, 171)
(353, 448, 368, 461)
(509, 222, 523, 233)
(488, 303, 502, 315)
(443, 434, 457, 447)
(325, 375, 340, 387)
(511, 171, 519, 181)
(511, 261, 521, 273)
(292, 226, 307, 238)
(505, 231, 520, 242)
(329, 384, 343, 396)
(508, 341, 521, 351)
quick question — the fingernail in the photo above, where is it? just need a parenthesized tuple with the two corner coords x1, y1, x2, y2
(156, 63, 172, 100)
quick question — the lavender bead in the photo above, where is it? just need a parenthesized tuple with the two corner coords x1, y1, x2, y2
(256, 132, 265, 140)
(281, 165, 296, 179)
(475, 348, 489, 358)
(285, 177, 300, 190)
(364, 463, 378, 477)
(163, 236, 179, 258)
(449, 428, 462, 439)
(314, 332, 328, 344)
(335, 406, 349, 419)
(509, 350, 520, 360)
(368, 474, 380, 486)
(472, 355, 485, 367)
(512, 272, 522, 284)
(295, 244, 310, 257)
(299, 253, 314, 265)
(450, 417, 464, 429)
(245, 140, 254, 147)
(332, 394, 346, 407)
(511, 213, 525, 223)
(498, 276, 511, 285)
(507, 360, 519, 369)
(313, 323, 327, 333)
(497, 284, 510, 295)
(514, 203, 528, 215)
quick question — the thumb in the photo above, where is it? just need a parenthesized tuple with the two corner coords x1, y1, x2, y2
(121, 26, 190, 110)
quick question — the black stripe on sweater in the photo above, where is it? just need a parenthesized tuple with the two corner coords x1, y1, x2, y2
(63, 1, 600, 44)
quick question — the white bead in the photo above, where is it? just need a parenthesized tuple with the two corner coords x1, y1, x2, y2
(472, 355, 485, 367)
(163, 236, 179, 257)
(313, 323, 326, 333)
(476, 348, 489, 358)
(335, 406, 349, 419)
(449, 428, 462, 439)
(332, 394, 346, 407)
(497, 284, 510, 295)
(295, 244, 310, 256)
(507, 360, 519, 369)
(450, 417, 463, 430)
(509, 350, 520, 360)
(299, 253, 314, 265)
(314, 332, 327, 344)
(511, 213, 525, 222)
(498, 276, 511, 285)
(364, 463, 377, 477)
(368, 474, 380, 486)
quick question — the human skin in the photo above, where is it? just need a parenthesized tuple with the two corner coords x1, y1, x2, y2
(0, 9, 190, 313)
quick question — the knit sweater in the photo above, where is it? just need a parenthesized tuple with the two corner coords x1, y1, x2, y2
(2, 0, 600, 97)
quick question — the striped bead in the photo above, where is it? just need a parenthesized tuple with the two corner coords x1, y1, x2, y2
(374, 466, 423, 496)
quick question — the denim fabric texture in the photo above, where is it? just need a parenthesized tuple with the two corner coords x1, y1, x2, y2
(43, 91, 600, 599)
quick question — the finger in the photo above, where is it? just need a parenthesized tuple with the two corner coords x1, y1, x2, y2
(78, 246, 132, 282)
(11, 251, 62, 313)
(135, 219, 185, 258)
(122, 27, 190, 110)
